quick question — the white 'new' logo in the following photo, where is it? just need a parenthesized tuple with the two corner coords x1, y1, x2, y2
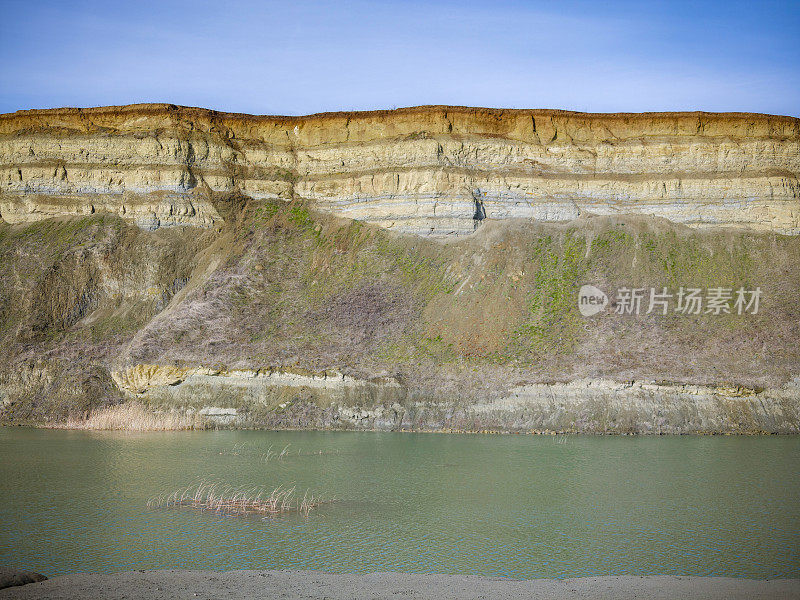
(578, 285, 608, 316)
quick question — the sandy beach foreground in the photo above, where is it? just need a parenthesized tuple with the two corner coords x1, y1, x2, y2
(1, 570, 798, 600)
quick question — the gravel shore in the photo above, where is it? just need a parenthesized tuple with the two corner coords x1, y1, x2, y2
(1, 570, 798, 599)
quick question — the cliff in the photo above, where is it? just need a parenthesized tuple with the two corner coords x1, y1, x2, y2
(0, 105, 798, 433)
(1, 104, 798, 235)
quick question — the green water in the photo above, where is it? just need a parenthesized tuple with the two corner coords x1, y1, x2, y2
(0, 428, 798, 579)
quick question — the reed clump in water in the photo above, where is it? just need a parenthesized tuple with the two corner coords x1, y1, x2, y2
(56, 402, 205, 431)
(147, 481, 328, 516)
(260, 443, 292, 462)
(219, 443, 341, 462)
(217, 443, 291, 461)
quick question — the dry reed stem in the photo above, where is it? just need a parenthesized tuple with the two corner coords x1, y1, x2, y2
(55, 403, 205, 431)
(147, 481, 329, 516)
(219, 444, 341, 461)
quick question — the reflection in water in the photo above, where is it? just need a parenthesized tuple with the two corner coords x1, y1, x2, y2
(0, 428, 798, 578)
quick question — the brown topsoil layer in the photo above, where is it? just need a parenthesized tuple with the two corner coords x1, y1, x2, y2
(1, 103, 797, 141)
(2, 102, 799, 121)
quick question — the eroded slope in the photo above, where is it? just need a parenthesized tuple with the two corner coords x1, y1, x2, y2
(1, 198, 798, 432)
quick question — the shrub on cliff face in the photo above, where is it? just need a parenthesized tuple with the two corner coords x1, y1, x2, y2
(307, 282, 416, 350)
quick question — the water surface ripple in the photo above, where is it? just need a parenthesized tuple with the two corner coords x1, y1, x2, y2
(0, 429, 798, 578)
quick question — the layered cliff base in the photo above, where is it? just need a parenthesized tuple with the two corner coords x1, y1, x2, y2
(1, 104, 798, 235)
(1, 194, 798, 432)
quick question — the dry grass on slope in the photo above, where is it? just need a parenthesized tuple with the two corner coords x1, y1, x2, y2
(54, 402, 206, 431)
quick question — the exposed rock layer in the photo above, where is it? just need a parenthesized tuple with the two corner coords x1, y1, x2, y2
(109, 364, 800, 434)
(1, 104, 798, 235)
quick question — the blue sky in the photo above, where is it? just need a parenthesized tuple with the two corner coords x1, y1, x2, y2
(1, 0, 798, 116)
